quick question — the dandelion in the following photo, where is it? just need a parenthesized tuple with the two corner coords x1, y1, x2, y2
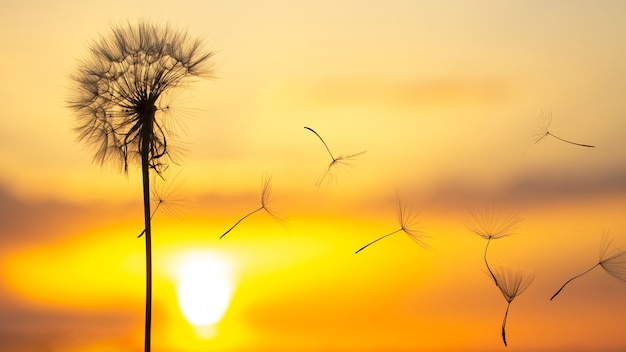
(532, 111, 595, 148)
(68, 20, 213, 352)
(550, 231, 626, 301)
(466, 204, 522, 286)
(304, 126, 365, 186)
(220, 176, 285, 239)
(493, 266, 534, 347)
(355, 194, 427, 253)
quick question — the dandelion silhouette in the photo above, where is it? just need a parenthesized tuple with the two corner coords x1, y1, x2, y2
(532, 111, 595, 148)
(220, 176, 285, 239)
(466, 204, 522, 286)
(68, 20, 213, 352)
(550, 231, 626, 301)
(493, 266, 534, 347)
(304, 126, 366, 186)
(355, 195, 427, 254)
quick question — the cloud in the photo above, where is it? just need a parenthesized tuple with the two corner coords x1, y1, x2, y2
(506, 167, 626, 204)
(0, 305, 135, 352)
(0, 182, 137, 248)
(297, 76, 511, 110)
(419, 164, 626, 207)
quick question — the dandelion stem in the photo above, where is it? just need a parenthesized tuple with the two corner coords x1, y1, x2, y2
(141, 117, 153, 352)
(549, 132, 595, 148)
(550, 263, 600, 301)
(501, 301, 511, 347)
(484, 237, 498, 286)
(355, 229, 403, 254)
(220, 207, 264, 239)
(304, 127, 335, 161)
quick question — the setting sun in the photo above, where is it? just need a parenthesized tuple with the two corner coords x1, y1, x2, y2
(175, 252, 235, 328)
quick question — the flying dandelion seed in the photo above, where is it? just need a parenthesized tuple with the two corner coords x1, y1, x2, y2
(466, 204, 522, 286)
(532, 111, 595, 148)
(550, 231, 626, 301)
(304, 126, 366, 187)
(138, 173, 188, 238)
(355, 194, 427, 254)
(493, 266, 534, 347)
(220, 176, 285, 239)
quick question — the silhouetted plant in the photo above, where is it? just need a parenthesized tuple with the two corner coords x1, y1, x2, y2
(304, 126, 366, 186)
(550, 232, 626, 301)
(493, 266, 534, 347)
(466, 204, 521, 286)
(355, 194, 427, 253)
(532, 111, 595, 148)
(68, 20, 213, 352)
(220, 176, 285, 239)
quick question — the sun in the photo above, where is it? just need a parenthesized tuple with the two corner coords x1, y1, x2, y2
(175, 252, 235, 328)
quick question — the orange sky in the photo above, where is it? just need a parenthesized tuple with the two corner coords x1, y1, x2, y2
(2, 1, 626, 351)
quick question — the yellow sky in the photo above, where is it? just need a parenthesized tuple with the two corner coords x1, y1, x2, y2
(2, 1, 626, 351)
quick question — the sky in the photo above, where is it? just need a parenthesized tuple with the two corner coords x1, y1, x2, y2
(1, 0, 626, 351)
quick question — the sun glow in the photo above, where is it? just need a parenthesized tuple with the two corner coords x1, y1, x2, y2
(175, 252, 235, 329)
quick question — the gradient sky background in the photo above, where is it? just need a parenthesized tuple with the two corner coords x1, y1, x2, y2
(2, 1, 626, 351)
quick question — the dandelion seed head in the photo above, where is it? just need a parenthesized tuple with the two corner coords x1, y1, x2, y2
(315, 151, 366, 187)
(532, 111, 552, 145)
(396, 195, 428, 248)
(598, 232, 626, 282)
(493, 266, 534, 303)
(150, 174, 188, 219)
(466, 204, 521, 240)
(69, 20, 213, 175)
(259, 175, 287, 228)
(261, 175, 273, 209)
